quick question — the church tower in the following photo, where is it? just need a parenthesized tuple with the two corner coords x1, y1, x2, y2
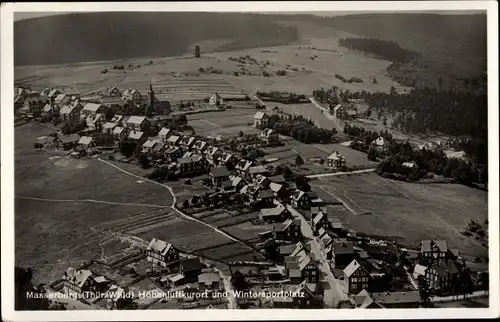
(147, 81, 155, 115)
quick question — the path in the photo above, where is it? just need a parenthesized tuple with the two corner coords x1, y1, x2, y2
(286, 205, 347, 308)
(97, 158, 257, 254)
(307, 168, 375, 179)
(15, 196, 171, 209)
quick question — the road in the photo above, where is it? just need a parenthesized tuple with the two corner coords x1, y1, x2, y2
(307, 168, 376, 179)
(286, 205, 347, 308)
(308, 97, 343, 132)
(15, 196, 171, 209)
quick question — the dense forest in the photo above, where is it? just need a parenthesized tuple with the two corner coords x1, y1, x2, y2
(338, 37, 420, 63)
(14, 12, 298, 65)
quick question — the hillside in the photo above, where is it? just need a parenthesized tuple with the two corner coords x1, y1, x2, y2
(14, 12, 298, 66)
(273, 13, 487, 88)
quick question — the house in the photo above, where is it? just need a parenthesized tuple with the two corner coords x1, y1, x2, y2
(235, 159, 255, 176)
(327, 151, 347, 169)
(180, 136, 196, 150)
(205, 146, 222, 164)
(54, 93, 70, 106)
(371, 137, 388, 152)
(142, 140, 158, 154)
(371, 291, 421, 308)
(285, 250, 319, 284)
(107, 85, 122, 97)
(166, 274, 186, 287)
(102, 122, 118, 134)
(259, 204, 290, 223)
(177, 155, 209, 176)
(275, 219, 302, 242)
(330, 241, 355, 268)
(158, 128, 172, 142)
(179, 257, 205, 282)
(291, 190, 311, 209)
(41, 103, 54, 116)
(164, 147, 183, 162)
(128, 130, 146, 145)
(256, 175, 271, 189)
(344, 259, 371, 295)
(198, 273, 221, 291)
(145, 238, 179, 268)
(269, 175, 287, 185)
(307, 191, 323, 207)
(402, 162, 417, 169)
(122, 89, 143, 103)
(220, 152, 238, 168)
(106, 284, 133, 309)
(113, 126, 127, 141)
(86, 113, 105, 131)
(330, 217, 344, 235)
(166, 135, 181, 147)
(249, 165, 270, 178)
(420, 240, 448, 261)
(269, 182, 288, 201)
(152, 142, 166, 157)
(82, 103, 105, 117)
(47, 88, 61, 99)
(256, 189, 274, 207)
(209, 166, 230, 187)
(318, 228, 334, 249)
(55, 134, 81, 150)
(310, 207, 330, 234)
(279, 242, 305, 260)
(125, 115, 150, 132)
(240, 184, 261, 203)
(62, 268, 96, 297)
(260, 128, 278, 143)
(425, 260, 459, 293)
(60, 103, 83, 127)
(253, 111, 269, 128)
(333, 104, 357, 120)
(193, 140, 208, 153)
(291, 280, 322, 308)
(78, 136, 95, 153)
(209, 93, 223, 106)
(230, 175, 245, 191)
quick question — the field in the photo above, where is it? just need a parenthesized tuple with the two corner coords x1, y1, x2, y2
(188, 109, 260, 138)
(312, 173, 488, 256)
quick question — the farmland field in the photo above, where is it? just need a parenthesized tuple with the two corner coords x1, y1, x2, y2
(188, 109, 260, 138)
(313, 173, 488, 255)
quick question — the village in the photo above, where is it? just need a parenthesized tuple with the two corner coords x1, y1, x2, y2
(13, 75, 489, 311)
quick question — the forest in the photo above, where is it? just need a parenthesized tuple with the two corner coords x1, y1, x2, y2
(338, 37, 420, 63)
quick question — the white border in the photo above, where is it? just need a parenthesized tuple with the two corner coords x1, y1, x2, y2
(1, 1, 498, 321)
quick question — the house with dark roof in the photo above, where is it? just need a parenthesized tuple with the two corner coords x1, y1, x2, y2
(146, 238, 179, 267)
(291, 190, 311, 209)
(351, 289, 384, 308)
(180, 257, 205, 282)
(209, 166, 230, 187)
(310, 207, 330, 234)
(198, 273, 221, 291)
(253, 111, 269, 128)
(82, 103, 105, 118)
(327, 151, 347, 169)
(60, 102, 83, 127)
(158, 128, 172, 142)
(229, 175, 246, 192)
(285, 250, 319, 284)
(205, 146, 222, 164)
(164, 146, 183, 162)
(344, 259, 371, 295)
(249, 165, 270, 178)
(166, 135, 181, 147)
(275, 219, 302, 242)
(126, 115, 150, 132)
(420, 240, 449, 261)
(235, 159, 255, 176)
(128, 130, 146, 145)
(209, 93, 223, 106)
(62, 268, 109, 298)
(256, 189, 274, 207)
(329, 241, 355, 268)
(180, 136, 196, 150)
(193, 140, 208, 153)
(177, 155, 209, 176)
(425, 260, 459, 293)
(220, 152, 238, 169)
(55, 134, 81, 150)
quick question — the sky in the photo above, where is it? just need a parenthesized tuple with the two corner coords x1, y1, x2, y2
(14, 10, 485, 21)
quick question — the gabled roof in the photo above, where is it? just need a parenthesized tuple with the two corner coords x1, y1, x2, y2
(312, 211, 325, 225)
(198, 273, 220, 285)
(344, 259, 367, 278)
(111, 114, 123, 123)
(254, 111, 267, 120)
(372, 137, 386, 147)
(142, 140, 157, 149)
(65, 268, 93, 287)
(113, 126, 124, 135)
(328, 151, 345, 160)
(194, 140, 207, 149)
(210, 166, 230, 178)
(102, 122, 118, 130)
(210, 92, 222, 100)
(127, 115, 147, 125)
(146, 238, 174, 256)
(236, 159, 254, 171)
(292, 190, 306, 201)
(159, 128, 171, 136)
(180, 257, 204, 272)
(167, 135, 181, 143)
(60, 105, 78, 115)
(182, 151, 194, 159)
(78, 136, 93, 146)
(260, 205, 287, 218)
(54, 93, 66, 102)
(413, 264, 428, 276)
(333, 241, 354, 255)
(279, 244, 297, 256)
(58, 134, 81, 144)
(221, 152, 235, 163)
(128, 131, 144, 140)
(269, 175, 286, 184)
(231, 176, 243, 187)
(181, 136, 196, 146)
(249, 166, 268, 175)
(421, 240, 448, 253)
(42, 104, 52, 112)
(258, 189, 274, 199)
(206, 146, 219, 156)
(83, 102, 103, 112)
(430, 260, 459, 277)
(269, 182, 283, 193)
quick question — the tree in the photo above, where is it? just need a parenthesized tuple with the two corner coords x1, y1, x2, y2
(231, 270, 248, 291)
(33, 142, 43, 150)
(382, 116, 388, 126)
(105, 108, 115, 122)
(295, 155, 304, 168)
(372, 77, 378, 84)
(182, 200, 190, 209)
(367, 147, 377, 161)
(15, 266, 65, 310)
(295, 174, 311, 192)
(239, 131, 244, 137)
(119, 141, 138, 158)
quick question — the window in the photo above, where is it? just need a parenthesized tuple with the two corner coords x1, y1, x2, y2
(305, 271, 309, 276)
(352, 277, 357, 283)
(312, 271, 317, 276)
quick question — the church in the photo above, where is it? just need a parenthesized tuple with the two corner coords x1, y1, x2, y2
(146, 82, 171, 116)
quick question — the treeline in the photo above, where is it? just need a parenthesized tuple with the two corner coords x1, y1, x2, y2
(334, 74, 364, 84)
(256, 91, 308, 104)
(338, 37, 419, 63)
(376, 141, 487, 186)
(258, 113, 338, 144)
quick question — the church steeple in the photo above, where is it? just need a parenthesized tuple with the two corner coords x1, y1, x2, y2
(147, 81, 155, 116)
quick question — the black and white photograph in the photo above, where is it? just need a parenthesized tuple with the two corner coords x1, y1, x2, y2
(1, 1, 498, 320)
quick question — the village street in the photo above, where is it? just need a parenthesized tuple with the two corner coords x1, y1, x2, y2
(286, 205, 347, 308)
(307, 168, 376, 179)
(308, 97, 344, 132)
